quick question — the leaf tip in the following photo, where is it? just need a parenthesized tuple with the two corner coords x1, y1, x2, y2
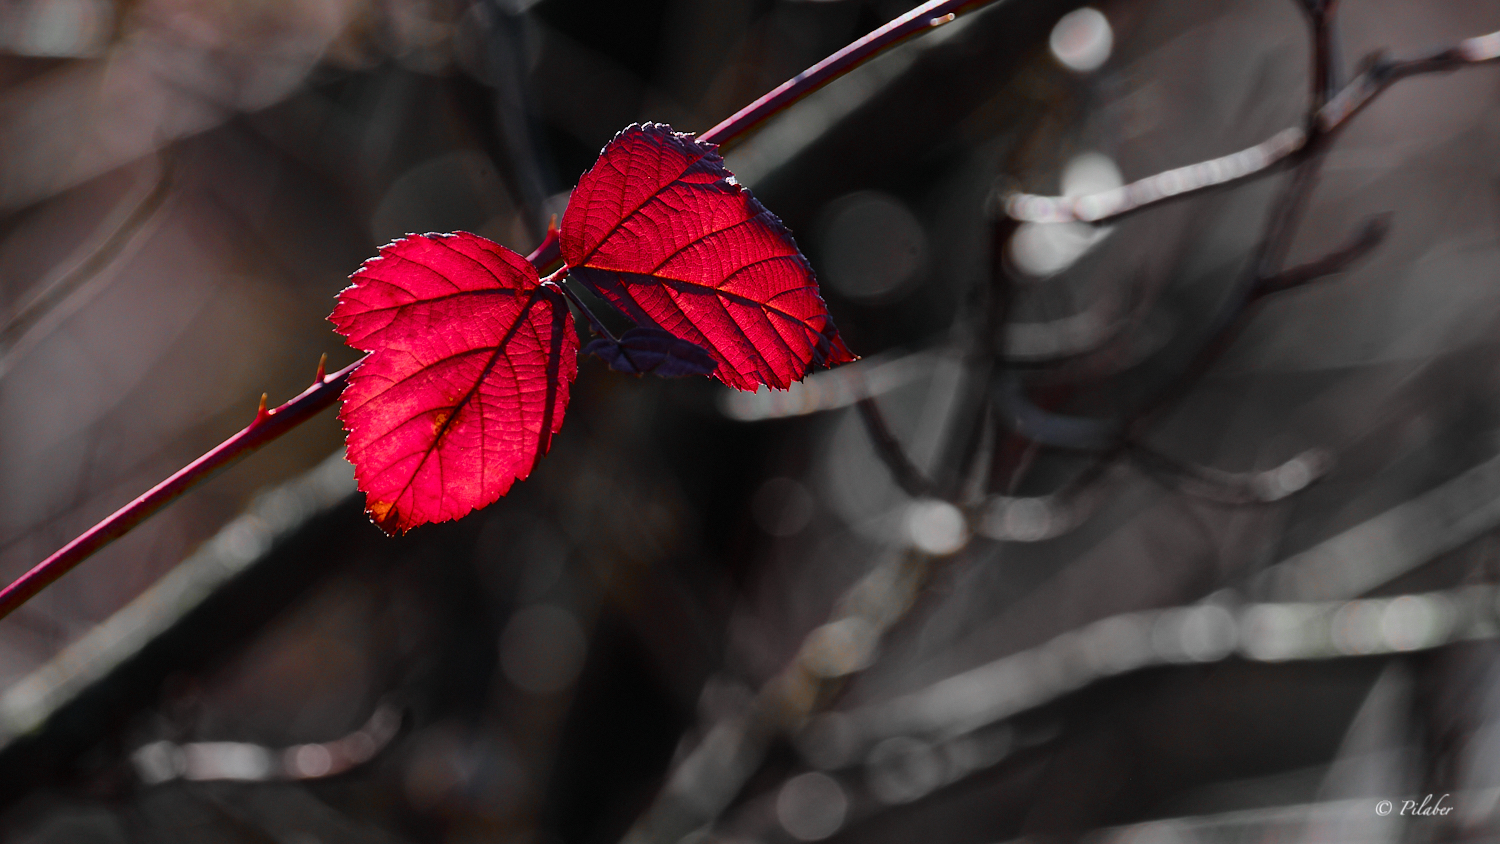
(368, 499, 403, 536)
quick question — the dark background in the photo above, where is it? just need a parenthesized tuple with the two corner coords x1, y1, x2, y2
(3, 0, 1500, 841)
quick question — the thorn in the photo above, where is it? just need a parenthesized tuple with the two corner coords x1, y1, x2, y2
(315, 352, 328, 383)
(548, 214, 559, 235)
(255, 392, 270, 423)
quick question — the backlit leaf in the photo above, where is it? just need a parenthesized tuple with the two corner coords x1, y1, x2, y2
(331, 232, 577, 534)
(560, 123, 855, 391)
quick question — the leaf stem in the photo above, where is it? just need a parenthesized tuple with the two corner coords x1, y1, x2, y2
(699, 0, 994, 148)
(0, 360, 360, 623)
(550, 270, 619, 343)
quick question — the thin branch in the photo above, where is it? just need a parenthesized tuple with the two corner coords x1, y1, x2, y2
(759, 583, 1499, 837)
(1254, 213, 1390, 296)
(719, 350, 937, 421)
(1124, 151, 1326, 441)
(131, 703, 402, 783)
(972, 483, 1104, 542)
(3, 235, 567, 624)
(0, 358, 361, 624)
(856, 397, 936, 499)
(992, 372, 1119, 451)
(1004, 25, 1500, 225)
(0, 157, 176, 377)
(807, 582, 1500, 775)
(1005, 127, 1308, 224)
(699, 0, 995, 148)
(1295, 0, 1342, 106)
(1129, 444, 1332, 505)
(621, 547, 939, 844)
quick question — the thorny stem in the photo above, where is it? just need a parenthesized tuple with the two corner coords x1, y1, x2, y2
(699, 0, 994, 148)
(0, 359, 360, 624)
(6, 238, 566, 622)
(9, 0, 996, 627)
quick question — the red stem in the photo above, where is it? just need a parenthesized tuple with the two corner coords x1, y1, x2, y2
(8, 0, 1009, 622)
(700, 0, 994, 147)
(0, 360, 359, 622)
(4, 236, 568, 623)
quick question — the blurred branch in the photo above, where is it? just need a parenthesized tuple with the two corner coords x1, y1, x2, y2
(1253, 213, 1390, 296)
(1005, 126, 1307, 224)
(1129, 444, 1332, 505)
(707, 580, 1498, 841)
(719, 350, 938, 421)
(0, 157, 175, 378)
(621, 548, 941, 844)
(792, 582, 1500, 788)
(1002, 278, 1142, 364)
(479, 1, 558, 241)
(1126, 147, 1326, 440)
(992, 372, 1118, 451)
(1257, 448, 1500, 602)
(972, 480, 1107, 542)
(0, 451, 357, 748)
(131, 704, 401, 784)
(856, 397, 936, 499)
(1004, 23, 1500, 225)
(1295, 0, 1342, 106)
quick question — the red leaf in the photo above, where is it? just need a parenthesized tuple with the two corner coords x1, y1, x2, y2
(560, 123, 856, 391)
(331, 232, 577, 534)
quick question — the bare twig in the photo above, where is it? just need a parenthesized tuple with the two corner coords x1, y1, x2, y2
(856, 397, 937, 499)
(131, 703, 402, 783)
(765, 582, 1499, 835)
(1254, 213, 1390, 296)
(1125, 147, 1327, 441)
(1129, 444, 1332, 505)
(1005, 127, 1308, 224)
(1005, 25, 1500, 225)
(1296, 0, 1342, 106)
(972, 482, 1105, 542)
(0, 158, 175, 377)
(622, 548, 938, 844)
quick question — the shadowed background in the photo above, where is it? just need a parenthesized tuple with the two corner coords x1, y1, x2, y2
(3, 0, 1500, 842)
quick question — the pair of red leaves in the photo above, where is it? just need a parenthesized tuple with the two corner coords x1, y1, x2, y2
(331, 124, 855, 534)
